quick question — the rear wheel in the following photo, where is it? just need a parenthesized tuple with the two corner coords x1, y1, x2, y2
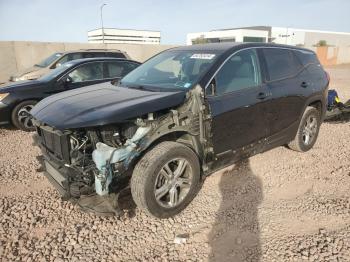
(288, 106, 320, 152)
(131, 141, 201, 218)
(11, 100, 37, 132)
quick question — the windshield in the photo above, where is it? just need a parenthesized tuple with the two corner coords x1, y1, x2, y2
(120, 50, 219, 90)
(39, 62, 74, 81)
(35, 52, 63, 68)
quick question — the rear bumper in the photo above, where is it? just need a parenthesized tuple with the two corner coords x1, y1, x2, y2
(0, 102, 12, 125)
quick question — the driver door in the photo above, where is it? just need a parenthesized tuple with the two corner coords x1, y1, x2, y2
(55, 62, 106, 91)
(206, 48, 269, 164)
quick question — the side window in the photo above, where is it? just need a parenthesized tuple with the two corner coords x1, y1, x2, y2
(106, 62, 140, 78)
(68, 53, 83, 61)
(55, 55, 69, 67)
(107, 52, 126, 59)
(215, 49, 261, 95)
(263, 48, 302, 81)
(82, 53, 95, 58)
(106, 62, 124, 78)
(293, 50, 319, 66)
(68, 62, 103, 83)
(122, 62, 139, 75)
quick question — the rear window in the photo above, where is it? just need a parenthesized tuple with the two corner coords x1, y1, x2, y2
(263, 48, 302, 81)
(293, 50, 319, 66)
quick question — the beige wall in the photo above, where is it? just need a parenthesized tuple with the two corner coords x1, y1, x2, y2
(0, 41, 177, 83)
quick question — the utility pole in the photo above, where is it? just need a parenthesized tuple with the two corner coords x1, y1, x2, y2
(100, 3, 107, 44)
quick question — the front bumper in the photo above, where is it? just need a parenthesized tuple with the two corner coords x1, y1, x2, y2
(37, 155, 70, 199)
(0, 102, 12, 125)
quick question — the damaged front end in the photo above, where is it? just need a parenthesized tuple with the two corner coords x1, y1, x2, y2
(33, 85, 212, 216)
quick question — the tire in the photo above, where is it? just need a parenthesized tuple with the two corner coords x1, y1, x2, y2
(131, 141, 201, 218)
(11, 100, 37, 132)
(288, 106, 321, 152)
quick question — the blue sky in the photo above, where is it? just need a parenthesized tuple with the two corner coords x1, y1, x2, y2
(0, 0, 349, 44)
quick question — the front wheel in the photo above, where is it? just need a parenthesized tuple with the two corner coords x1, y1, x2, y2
(131, 141, 201, 218)
(288, 106, 321, 152)
(11, 100, 37, 132)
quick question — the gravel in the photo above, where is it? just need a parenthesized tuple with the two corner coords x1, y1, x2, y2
(1, 65, 350, 261)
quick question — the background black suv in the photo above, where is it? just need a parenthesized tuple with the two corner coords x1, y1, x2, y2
(0, 57, 140, 131)
(31, 43, 329, 218)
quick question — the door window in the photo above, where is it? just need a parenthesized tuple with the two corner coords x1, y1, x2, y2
(68, 62, 103, 83)
(215, 49, 261, 95)
(107, 52, 126, 58)
(106, 62, 124, 78)
(106, 62, 139, 78)
(68, 53, 84, 60)
(55, 55, 69, 68)
(263, 48, 302, 81)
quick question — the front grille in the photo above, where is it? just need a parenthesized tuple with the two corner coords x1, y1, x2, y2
(37, 126, 71, 164)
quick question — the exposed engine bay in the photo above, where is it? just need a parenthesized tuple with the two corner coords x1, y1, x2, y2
(33, 86, 210, 216)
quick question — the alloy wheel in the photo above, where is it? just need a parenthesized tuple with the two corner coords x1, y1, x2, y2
(154, 158, 192, 208)
(302, 115, 318, 145)
(17, 105, 35, 130)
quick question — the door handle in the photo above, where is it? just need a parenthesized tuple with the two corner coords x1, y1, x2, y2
(301, 82, 308, 88)
(257, 92, 268, 100)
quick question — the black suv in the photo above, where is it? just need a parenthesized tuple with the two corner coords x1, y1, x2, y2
(0, 58, 140, 131)
(31, 43, 329, 218)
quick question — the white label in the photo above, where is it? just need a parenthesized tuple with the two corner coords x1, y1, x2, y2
(190, 54, 216, 60)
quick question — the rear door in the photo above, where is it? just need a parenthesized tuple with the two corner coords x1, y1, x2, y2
(260, 48, 306, 144)
(206, 48, 269, 159)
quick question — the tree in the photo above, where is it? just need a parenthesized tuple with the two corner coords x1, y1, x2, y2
(192, 36, 210, 45)
(316, 40, 328, 47)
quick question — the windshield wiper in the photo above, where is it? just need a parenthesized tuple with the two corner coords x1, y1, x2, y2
(126, 85, 159, 92)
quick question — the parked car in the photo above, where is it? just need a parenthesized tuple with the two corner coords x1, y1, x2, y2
(0, 57, 140, 131)
(9, 49, 129, 82)
(31, 43, 329, 218)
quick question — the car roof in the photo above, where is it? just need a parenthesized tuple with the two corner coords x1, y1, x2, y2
(171, 42, 314, 54)
(62, 49, 124, 54)
(65, 57, 140, 66)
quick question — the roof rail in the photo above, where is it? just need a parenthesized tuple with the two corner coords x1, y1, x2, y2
(79, 49, 122, 52)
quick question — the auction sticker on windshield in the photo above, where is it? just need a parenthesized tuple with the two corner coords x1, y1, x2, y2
(190, 54, 216, 60)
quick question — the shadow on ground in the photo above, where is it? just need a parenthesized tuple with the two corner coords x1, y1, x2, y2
(325, 112, 350, 124)
(0, 124, 16, 131)
(208, 159, 263, 262)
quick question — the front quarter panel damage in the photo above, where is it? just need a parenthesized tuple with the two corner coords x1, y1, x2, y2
(91, 85, 214, 190)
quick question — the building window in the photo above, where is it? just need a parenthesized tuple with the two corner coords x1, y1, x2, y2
(219, 38, 236, 43)
(243, 37, 266, 43)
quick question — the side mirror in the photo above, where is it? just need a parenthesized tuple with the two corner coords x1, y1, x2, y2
(63, 76, 72, 87)
(206, 79, 216, 96)
(110, 78, 121, 86)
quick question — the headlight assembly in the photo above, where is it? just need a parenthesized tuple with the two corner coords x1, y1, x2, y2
(0, 93, 9, 101)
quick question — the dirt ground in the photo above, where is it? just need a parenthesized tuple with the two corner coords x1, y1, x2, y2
(0, 65, 350, 262)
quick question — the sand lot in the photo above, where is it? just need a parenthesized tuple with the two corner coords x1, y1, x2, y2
(0, 65, 349, 262)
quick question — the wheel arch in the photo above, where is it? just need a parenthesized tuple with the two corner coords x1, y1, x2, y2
(301, 95, 326, 122)
(127, 130, 204, 173)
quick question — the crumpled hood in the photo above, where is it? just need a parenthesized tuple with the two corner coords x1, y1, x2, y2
(31, 82, 187, 130)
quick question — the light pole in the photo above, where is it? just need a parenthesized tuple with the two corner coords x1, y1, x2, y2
(100, 3, 107, 44)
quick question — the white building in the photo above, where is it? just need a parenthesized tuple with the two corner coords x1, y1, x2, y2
(187, 26, 350, 47)
(88, 28, 161, 45)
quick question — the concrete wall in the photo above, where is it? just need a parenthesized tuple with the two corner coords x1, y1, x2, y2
(0, 41, 177, 83)
(1, 41, 349, 83)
